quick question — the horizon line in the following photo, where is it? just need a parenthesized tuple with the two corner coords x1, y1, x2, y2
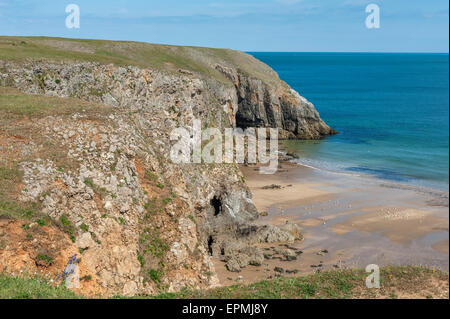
(246, 51, 449, 54)
(2, 35, 448, 54)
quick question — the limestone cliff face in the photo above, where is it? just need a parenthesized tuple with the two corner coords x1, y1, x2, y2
(0, 56, 316, 296)
(214, 63, 336, 139)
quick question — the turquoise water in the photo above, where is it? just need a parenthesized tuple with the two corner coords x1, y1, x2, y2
(249, 53, 449, 190)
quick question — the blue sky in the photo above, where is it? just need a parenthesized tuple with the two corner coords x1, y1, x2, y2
(0, 0, 448, 52)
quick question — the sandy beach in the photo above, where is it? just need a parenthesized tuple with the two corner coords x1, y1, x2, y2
(213, 160, 449, 285)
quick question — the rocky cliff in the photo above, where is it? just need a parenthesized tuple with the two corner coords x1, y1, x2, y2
(214, 63, 336, 139)
(0, 37, 333, 296)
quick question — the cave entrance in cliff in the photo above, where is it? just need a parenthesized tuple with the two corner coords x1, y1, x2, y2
(207, 236, 214, 256)
(235, 111, 251, 131)
(210, 196, 222, 216)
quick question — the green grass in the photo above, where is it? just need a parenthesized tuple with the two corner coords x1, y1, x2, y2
(140, 228, 169, 259)
(156, 183, 165, 190)
(0, 87, 113, 120)
(148, 269, 163, 284)
(138, 226, 170, 286)
(80, 223, 89, 232)
(150, 266, 448, 299)
(153, 271, 354, 299)
(0, 273, 80, 299)
(144, 197, 158, 215)
(144, 170, 158, 182)
(58, 214, 76, 238)
(0, 199, 41, 221)
(0, 266, 447, 299)
(35, 218, 46, 226)
(36, 254, 53, 266)
(0, 36, 281, 86)
(137, 254, 145, 267)
(0, 164, 42, 221)
(83, 178, 94, 188)
(59, 214, 71, 227)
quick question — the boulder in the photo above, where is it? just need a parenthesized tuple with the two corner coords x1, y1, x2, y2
(76, 232, 95, 249)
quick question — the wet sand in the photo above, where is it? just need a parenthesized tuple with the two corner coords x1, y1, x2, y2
(213, 161, 449, 286)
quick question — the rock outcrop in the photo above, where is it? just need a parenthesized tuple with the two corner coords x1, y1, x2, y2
(214, 64, 336, 139)
(0, 37, 334, 296)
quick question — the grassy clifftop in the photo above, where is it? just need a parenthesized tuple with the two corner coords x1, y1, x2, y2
(0, 36, 278, 85)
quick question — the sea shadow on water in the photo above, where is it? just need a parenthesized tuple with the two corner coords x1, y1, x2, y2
(345, 166, 413, 183)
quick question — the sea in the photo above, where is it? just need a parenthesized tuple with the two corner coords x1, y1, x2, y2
(249, 52, 449, 191)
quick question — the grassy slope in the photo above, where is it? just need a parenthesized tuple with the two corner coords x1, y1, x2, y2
(0, 36, 279, 86)
(1, 266, 448, 299)
(0, 273, 81, 299)
(153, 266, 449, 299)
(0, 86, 113, 119)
